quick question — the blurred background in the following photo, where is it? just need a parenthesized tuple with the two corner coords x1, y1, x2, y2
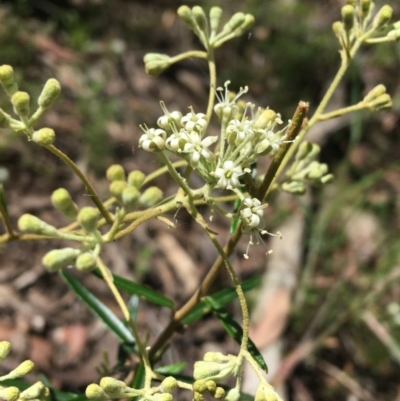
(0, 0, 400, 400)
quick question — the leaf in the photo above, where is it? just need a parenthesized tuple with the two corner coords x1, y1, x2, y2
(93, 269, 174, 309)
(182, 277, 261, 324)
(130, 362, 145, 397)
(209, 304, 268, 373)
(155, 362, 186, 375)
(60, 270, 135, 345)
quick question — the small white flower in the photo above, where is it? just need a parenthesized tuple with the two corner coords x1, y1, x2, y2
(181, 107, 207, 133)
(157, 101, 182, 131)
(214, 81, 249, 120)
(181, 133, 217, 168)
(166, 130, 190, 153)
(226, 117, 254, 146)
(138, 126, 167, 152)
(213, 161, 244, 190)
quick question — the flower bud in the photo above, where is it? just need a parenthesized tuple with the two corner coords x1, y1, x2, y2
(0, 341, 11, 363)
(192, 6, 208, 34)
(86, 383, 106, 399)
(341, 5, 355, 32)
(194, 392, 205, 401)
(32, 128, 55, 146)
(122, 186, 140, 211)
(372, 5, 393, 29)
(209, 7, 222, 34)
(11, 91, 30, 117)
(160, 376, 178, 393)
(144, 53, 172, 77)
(363, 84, 386, 102)
(236, 14, 255, 34)
(20, 381, 49, 400)
(139, 186, 163, 207)
(282, 181, 306, 195)
(214, 387, 225, 399)
(51, 188, 79, 220)
(205, 380, 216, 393)
(7, 360, 34, 379)
(332, 21, 345, 41)
(225, 388, 240, 401)
(127, 170, 146, 188)
(18, 214, 59, 236)
(100, 377, 127, 395)
(0, 65, 18, 96)
(296, 141, 313, 161)
(177, 5, 194, 27)
(254, 109, 276, 129)
(43, 248, 81, 272)
(109, 180, 127, 202)
(320, 174, 334, 184)
(0, 386, 20, 401)
(193, 380, 207, 393)
(76, 252, 97, 273)
(77, 207, 99, 233)
(345, 0, 356, 6)
(38, 78, 61, 109)
(223, 12, 246, 33)
(203, 352, 232, 363)
(255, 382, 283, 401)
(193, 360, 237, 381)
(361, 0, 372, 17)
(367, 93, 392, 110)
(106, 164, 125, 182)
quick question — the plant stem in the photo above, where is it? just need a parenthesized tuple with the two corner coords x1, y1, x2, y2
(205, 50, 217, 125)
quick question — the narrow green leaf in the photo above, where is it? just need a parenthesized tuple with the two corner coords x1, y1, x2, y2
(130, 362, 145, 396)
(155, 362, 186, 375)
(93, 269, 174, 309)
(209, 305, 268, 373)
(60, 270, 135, 344)
(182, 277, 261, 324)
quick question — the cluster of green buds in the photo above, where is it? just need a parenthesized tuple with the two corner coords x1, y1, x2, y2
(0, 65, 60, 142)
(0, 341, 49, 401)
(144, 6, 254, 76)
(106, 164, 163, 211)
(281, 141, 334, 195)
(362, 84, 392, 111)
(332, 0, 400, 49)
(86, 376, 178, 401)
(254, 382, 283, 401)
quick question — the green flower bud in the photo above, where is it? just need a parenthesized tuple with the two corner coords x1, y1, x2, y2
(32, 128, 55, 146)
(363, 84, 386, 102)
(20, 381, 48, 400)
(320, 174, 334, 184)
(372, 5, 393, 29)
(223, 12, 246, 33)
(144, 53, 172, 77)
(367, 93, 392, 110)
(346, 0, 356, 6)
(214, 387, 225, 399)
(203, 352, 232, 363)
(193, 360, 237, 381)
(205, 380, 216, 393)
(237, 14, 255, 34)
(160, 377, 178, 393)
(0, 386, 20, 401)
(194, 392, 205, 401)
(86, 383, 106, 399)
(0, 341, 11, 363)
(18, 214, 59, 236)
(139, 186, 163, 207)
(38, 78, 61, 109)
(225, 388, 240, 401)
(106, 164, 125, 181)
(341, 5, 355, 32)
(193, 380, 207, 393)
(109, 180, 127, 202)
(192, 6, 208, 34)
(296, 141, 313, 161)
(255, 382, 283, 401)
(51, 188, 79, 220)
(282, 181, 306, 195)
(361, 0, 372, 17)
(11, 91, 30, 117)
(100, 377, 127, 395)
(75, 252, 97, 273)
(332, 21, 345, 40)
(0, 65, 18, 96)
(254, 109, 276, 129)
(177, 5, 194, 27)
(127, 170, 146, 188)
(7, 360, 34, 379)
(209, 7, 222, 35)
(121, 186, 140, 211)
(43, 248, 81, 272)
(77, 207, 99, 233)
(387, 28, 400, 41)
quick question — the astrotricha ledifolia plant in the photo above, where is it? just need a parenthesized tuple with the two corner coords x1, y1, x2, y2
(0, 1, 397, 400)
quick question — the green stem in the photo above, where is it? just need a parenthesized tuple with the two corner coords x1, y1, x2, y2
(45, 144, 113, 224)
(205, 50, 217, 125)
(169, 50, 208, 64)
(143, 160, 187, 185)
(317, 102, 366, 121)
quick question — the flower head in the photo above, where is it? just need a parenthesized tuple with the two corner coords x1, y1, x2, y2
(180, 132, 217, 168)
(181, 107, 207, 133)
(213, 161, 244, 190)
(139, 125, 167, 152)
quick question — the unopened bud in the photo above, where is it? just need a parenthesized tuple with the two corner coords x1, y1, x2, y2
(18, 214, 59, 236)
(223, 12, 246, 33)
(0, 386, 20, 401)
(109, 180, 127, 202)
(361, 0, 372, 17)
(237, 14, 255, 34)
(20, 381, 48, 400)
(100, 377, 127, 395)
(144, 53, 172, 77)
(127, 170, 146, 188)
(367, 93, 392, 110)
(225, 388, 240, 401)
(341, 5, 355, 32)
(38, 78, 61, 109)
(51, 188, 79, 220)
(11, 91, 30, 117)
(372, 5, 393, 29)
(363, 84, 386, 102)
(193, 360, 236, 381)
(122, 186, 140, 210)
(43, 248, 81, 272)
(205, 380, 216, 393)
(76, 252, 97, 273)
(7, 360, 34, 379)
(86, 384, 106, 399)
(32, 127, 55, 146)
(194, 392, 205, 401)
(214, 387, 225, 399)
(0, 65, 18, 95)
(282, 181, 306, 195)
(320, 174, 334, 184)
(0, 341, 11, 363)
(203, 352, 232, 363)
(255, 382, 283, 401)
(77, 207, 99, 233)
(209, 7, 222, 34)
(193, 380, 207, 393)
(254, 109, 276, 129)
(192, 6, 208, 34)
(296, 141, 313, 161)
(106, 164, 125, 181)
(332, 21, 345, 41)
(160, 376, 178, 393)
(139, 186, 163, 207)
